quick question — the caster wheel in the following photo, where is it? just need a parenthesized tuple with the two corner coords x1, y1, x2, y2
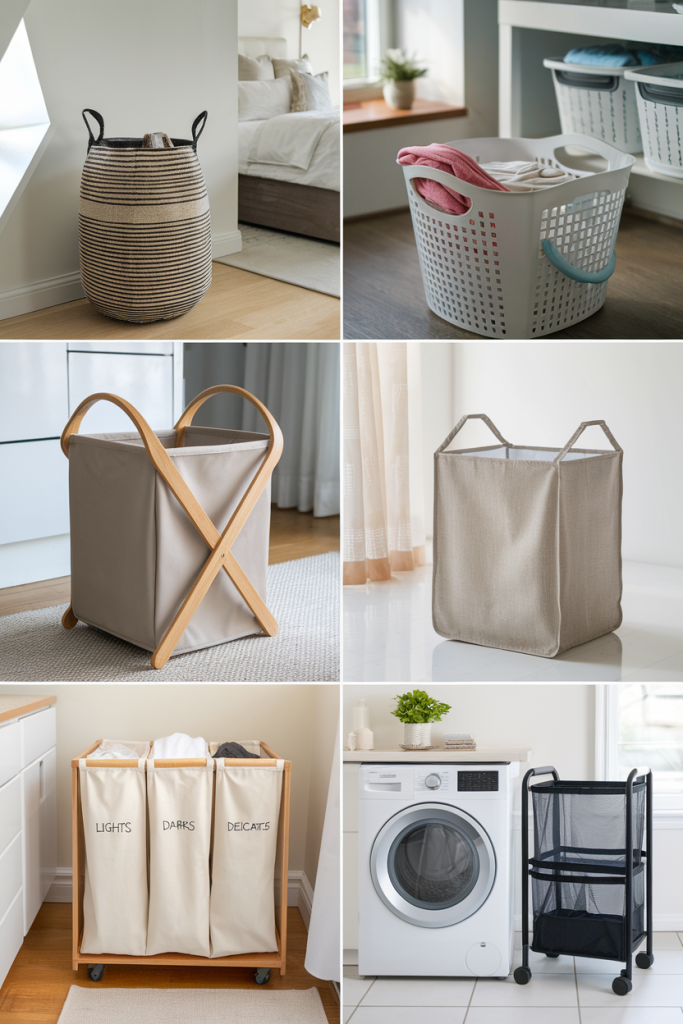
(88, 964, 105, 982)
(546, 953, 560, 959)
(636, 952, 654, 970)
(513, 966, 532, 985)
(612, 975, 632, 996)
(254, 968, 271, 985)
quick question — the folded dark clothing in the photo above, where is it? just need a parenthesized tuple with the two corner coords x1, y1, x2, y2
(213, 741, 260, 759)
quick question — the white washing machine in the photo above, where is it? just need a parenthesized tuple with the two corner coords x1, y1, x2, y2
(358, 761, 518, 978)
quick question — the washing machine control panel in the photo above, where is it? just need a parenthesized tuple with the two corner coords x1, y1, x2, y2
(414, 769, 450, 792)
(458, 770, 499, 792)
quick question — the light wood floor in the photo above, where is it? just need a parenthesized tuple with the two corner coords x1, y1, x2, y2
(0, 904, 339, 1023)
(0, 263, 339, 340)
(0, 508, 340, 617)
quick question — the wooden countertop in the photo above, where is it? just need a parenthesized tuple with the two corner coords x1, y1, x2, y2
(343, 99, 467, 132)
(343, 747, 532, 763)
(0, 694, 56, 725)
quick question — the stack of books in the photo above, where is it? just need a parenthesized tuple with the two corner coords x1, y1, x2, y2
(443, 733, 476, 751)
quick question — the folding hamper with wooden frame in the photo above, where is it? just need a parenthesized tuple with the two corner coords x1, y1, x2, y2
(60, 385, 283, 669)
(72, 739, 291, 984)
(515, 765, 653, 997)
(432, 413, 623, 658)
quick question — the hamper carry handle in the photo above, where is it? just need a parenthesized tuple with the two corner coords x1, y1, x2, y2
(174, 383, 281, 449)
(542, 238, 617, 285)
(82, 108, 105, 152)
(191, 111, 208, 151)
(554, 419, 622, 463)
(60, 391, 283, 667)
(436, 413, 510, 453)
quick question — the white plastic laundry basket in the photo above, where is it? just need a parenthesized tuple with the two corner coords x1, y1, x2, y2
(624, 63, 683, 177)
(402, 134, 635, 339)
(544, 59, 642, 154)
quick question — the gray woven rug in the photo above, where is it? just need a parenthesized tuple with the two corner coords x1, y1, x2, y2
(0, 553, 338, 682)
(216, 224, 340, 297)
(57, 986, 327, 1023)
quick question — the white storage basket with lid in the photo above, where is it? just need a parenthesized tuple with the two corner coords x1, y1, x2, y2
(403, 133, 635, 339)
(624, 62, 683, 177)
(543, 59, 643, 154)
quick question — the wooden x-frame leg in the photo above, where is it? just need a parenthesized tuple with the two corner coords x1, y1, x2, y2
(60, 386, 284, 669)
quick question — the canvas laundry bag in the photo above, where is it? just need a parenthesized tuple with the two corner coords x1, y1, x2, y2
(79, 744, 149, 955)
(433, 414, 623, 658)
(210, 760, 284, 956)
(146, 760, 214, 956)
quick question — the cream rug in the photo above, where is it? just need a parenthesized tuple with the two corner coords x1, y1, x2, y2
(216, 224, 340, 297)
(57, 986, 327, 1023)
(0, 553, 339, 682)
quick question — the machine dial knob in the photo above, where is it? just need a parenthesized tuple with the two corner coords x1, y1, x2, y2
(425, 773, 441, 790)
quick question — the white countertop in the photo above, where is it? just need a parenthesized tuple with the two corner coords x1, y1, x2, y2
(343, 747, 532, 763)
(499, 0, 683, 44)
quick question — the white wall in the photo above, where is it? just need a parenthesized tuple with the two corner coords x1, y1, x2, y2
(0, 0, 239, 319)
(420, 342, 454, 554)
(238, 0, 340, 107)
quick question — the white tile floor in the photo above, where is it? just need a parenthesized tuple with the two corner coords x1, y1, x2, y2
(343, 933, 683, 1022)
(343, 560, 683, 682)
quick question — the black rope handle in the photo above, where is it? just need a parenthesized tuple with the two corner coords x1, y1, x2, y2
(192, 111, 208, 151)
(82, 109, 105, 152)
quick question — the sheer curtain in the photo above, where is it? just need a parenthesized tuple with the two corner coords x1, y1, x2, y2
(183, 342, 340, 517)
(344, 342, 425, 584)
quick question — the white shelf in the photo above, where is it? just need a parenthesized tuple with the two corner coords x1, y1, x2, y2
(499, 1, 683, 44)
(343, 747, 532, 763)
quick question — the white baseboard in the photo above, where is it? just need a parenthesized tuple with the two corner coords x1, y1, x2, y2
(46, 866, 315, 930)
(212, 229, 242, 259)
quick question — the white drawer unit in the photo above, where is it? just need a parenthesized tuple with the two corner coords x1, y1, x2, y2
(0, 892, 23, 991)
(21, 747, 56, 934)
(0, 440, 70, 546)
(0, 775, 21, 858)
(68, 351, 174, 434)
(0, 833, 22, 925)
(68, 342, 174, 355)
(0, 342, 68, 443)
(0, 721, 20, 789)
(20, 706, 56, 769)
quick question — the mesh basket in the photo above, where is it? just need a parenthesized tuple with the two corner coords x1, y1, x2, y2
(402, 134, 635, 339)
(625, 63, 683, 178)
(543, 60, 642, 154)
(530, 780, 646, 961)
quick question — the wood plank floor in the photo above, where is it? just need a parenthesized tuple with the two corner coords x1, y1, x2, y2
(0, 904, 339, 1023)
(0, 508, 340, 617)
(343, 209, 683, 339)
(0, 263, 339, 340)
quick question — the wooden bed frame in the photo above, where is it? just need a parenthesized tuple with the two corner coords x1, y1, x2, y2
(72, 740, 291, 979)
(239, 175, 340, 243)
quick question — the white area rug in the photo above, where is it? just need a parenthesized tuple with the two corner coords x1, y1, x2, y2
(0, 553, 339, 682)
(57, 986, 327, 1023)
(216, 224, 340, 297)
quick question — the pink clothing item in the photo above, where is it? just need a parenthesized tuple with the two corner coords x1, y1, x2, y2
(397, 144, 510, 215)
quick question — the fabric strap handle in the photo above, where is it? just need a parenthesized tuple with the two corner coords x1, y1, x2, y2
(82, 108, 105, 152)
(437, 413, 510, 454)
(553, 419, 622, 464)
(192, 111, 208, 151)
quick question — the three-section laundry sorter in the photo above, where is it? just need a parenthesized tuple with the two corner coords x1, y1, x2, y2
(71, 740, 291, 984)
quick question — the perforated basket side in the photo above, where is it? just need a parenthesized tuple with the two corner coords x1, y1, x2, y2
(635, 87, 683, 177)
(546, 63, 642, 155)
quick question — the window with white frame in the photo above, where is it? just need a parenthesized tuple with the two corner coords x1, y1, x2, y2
(599, 685, 683, 814)
(343, 0, 391, 86)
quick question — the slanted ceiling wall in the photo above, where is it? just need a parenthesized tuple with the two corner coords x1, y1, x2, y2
(0, 0, 240, 320)
(238, 0, 340, 107)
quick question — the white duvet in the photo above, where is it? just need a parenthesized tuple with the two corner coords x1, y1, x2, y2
(239, 109, 340, 192)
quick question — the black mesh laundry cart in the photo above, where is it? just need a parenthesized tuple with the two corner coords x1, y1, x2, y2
(515, 765, 653, 996)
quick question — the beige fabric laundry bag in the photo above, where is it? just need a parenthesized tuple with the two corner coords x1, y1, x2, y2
(210, 761, 284, 957)
(433, 414, 623, 658)
(146, 761, 214, 956)
(79, 746, 149, 955)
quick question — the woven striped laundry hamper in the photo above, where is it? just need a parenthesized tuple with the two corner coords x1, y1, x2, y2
(79, 109, 212, 323)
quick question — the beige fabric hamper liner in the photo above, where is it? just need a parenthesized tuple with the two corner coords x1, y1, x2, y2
(433, 414, 623, 658)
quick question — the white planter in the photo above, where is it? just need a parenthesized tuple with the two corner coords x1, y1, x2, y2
(383, 80, 416, 110)
(403, 723, 430, 748)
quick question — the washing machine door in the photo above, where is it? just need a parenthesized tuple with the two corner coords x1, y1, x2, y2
(370, 802, 496, 928)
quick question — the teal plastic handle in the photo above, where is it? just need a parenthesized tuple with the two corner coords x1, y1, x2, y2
(542, 238, 617, 284)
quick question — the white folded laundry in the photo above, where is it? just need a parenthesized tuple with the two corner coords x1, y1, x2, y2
(444, 733, 474, 741)
(481, 159, 577, 191)
(88, 743, 142, 760)
(151, 732, 209, 759)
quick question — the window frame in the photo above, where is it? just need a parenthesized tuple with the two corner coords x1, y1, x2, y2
(343, 0, 393, 93)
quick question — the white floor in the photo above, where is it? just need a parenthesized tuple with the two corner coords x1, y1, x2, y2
(343, 933, 683, 1022)
(343, 560, 683, 682)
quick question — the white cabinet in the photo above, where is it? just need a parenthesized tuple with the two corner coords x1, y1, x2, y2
(0, 342, 68, 443)
(0, 441, 69, 545)
(68, 342, 174, 355)
(20, 706, 56, 769)
(0, 893, 23, 992)
(0, 775, 21, 860)
(39, 748, 56, 905)
(68, 351, 174, 434)
(343, 763, 359, 955)
(0, 721, 20, 788)
(21, 727, 56, 934)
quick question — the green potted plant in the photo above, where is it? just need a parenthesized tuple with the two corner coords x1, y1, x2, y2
(379, 49, 428, 111)
(391, 689, 451, 748)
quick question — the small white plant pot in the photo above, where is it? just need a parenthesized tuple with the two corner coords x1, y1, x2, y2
(383, 80, 415, 110)
(421, 723, 432, 747)
(403, 723, 424, 748)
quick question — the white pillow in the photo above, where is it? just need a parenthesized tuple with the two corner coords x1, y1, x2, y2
(273, 54, 313, 78)
(238, 53, 275, 81)
(238, 77, 292, 121)
(290, 70, 333, 112)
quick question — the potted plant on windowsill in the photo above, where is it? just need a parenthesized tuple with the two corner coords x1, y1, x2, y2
(379, 49, 428, 110)
(391, 689, 451, 749)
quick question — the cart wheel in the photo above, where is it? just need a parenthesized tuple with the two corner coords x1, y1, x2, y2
(636, 952, 654, 970)
(88, 964, 105, 982)
(254, 968, 271, 985)
(513, 966, 532, 985)
(612, 975, 632, 996)
(546, 953, 560, 958)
